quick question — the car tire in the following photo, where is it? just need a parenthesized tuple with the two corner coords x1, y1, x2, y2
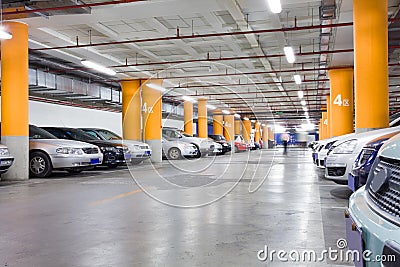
(107, 163, 119, 169)
(192, 144, 201, 158)
(29, 151, 53, 178)
(168, 147, 182, 160)
(67, 169, 82, 174)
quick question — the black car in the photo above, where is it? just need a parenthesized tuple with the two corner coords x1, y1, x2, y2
(208, 134, 231, 155)
(42, 127, 131, 168)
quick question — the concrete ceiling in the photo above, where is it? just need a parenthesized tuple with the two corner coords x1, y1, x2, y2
(3, 0, 400, 127)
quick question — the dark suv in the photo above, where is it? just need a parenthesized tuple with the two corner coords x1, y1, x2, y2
(208, 134, 231, 155)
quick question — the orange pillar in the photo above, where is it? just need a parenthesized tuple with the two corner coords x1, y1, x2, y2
(243, 119, 251, 142)
(322, 112, 328, 140)
(262, 124, 268, 149)
(354, 0, 389, 132)
(223, 115, 234, 141)
(197, 99, 208, 138)
(234, 119, 241, 135)
(121, 80, 141, 141)
(1, 22, 29, 180)
(142, 79, 163, 163)
(213, 112, 223, 135)
(326, 95, 331, 139)
(254, 122, 261, 142)
(329, 68, 354, 136)
(183, 101, 193, 135)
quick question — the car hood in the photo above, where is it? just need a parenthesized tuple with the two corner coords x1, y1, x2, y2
(30, 139, 98, 148)
(82, 139, 124, 148)
(334, 127, 400, 148)
(378, 133, 400, 161)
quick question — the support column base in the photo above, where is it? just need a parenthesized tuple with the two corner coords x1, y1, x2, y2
(1, 136, 29, 181)
(146, 139, 162, 163)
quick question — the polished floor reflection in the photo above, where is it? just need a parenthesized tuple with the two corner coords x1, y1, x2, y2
(0, 148, 352, 266)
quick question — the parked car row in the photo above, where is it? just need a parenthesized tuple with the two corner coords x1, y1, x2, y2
(311, 123, 400, 266)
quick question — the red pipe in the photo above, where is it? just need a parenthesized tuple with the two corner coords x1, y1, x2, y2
(3, 0, 146, 15)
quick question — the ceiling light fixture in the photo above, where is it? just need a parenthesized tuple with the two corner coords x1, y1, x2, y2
(283, 46, 295, 64)
(182, 95, 195, 102)
(298, 90, 304, 98)
(243, 117, 249, 121)
(146, 83, 166, 92)
(222, 109, 230, 115)
(206, 104, 216, 110)
(302, 106, 308, 112)
(234, 113, 241, 118)
(301, 100, 306, 106)
(294, 74, 302, 85)
(267, 0, 282, 14)
(81, 60, 116, 76)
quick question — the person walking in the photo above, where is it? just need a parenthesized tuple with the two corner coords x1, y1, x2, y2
(281, 133, 289, 154)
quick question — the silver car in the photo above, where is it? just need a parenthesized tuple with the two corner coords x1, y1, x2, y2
(80, 128, 151, 163)
(29, 125, 103, 178)
(162, 137, 199, 160)
(0, 144, 14, 174)
(162, 127, 214, 157)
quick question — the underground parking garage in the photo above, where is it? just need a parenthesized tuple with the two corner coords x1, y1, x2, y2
(0, 0, 399, 266)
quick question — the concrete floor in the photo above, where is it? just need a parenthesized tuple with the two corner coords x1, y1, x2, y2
(0, 149, 353, 266)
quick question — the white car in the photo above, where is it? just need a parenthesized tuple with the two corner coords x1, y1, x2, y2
(80, 128, 151, 163)
(325, 126, 400, 184)
(315, 133, 356, 168)
(0, 144, 14, 174)
(162, 137, 199, 159)
(162, 127, 214, 157)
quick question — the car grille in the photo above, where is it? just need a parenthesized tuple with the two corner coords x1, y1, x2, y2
(367, 158, 400, 221)
(140, 145, 148, 149)
(359, 148, 375, 165)
(82, 147, 99, 154)
(327, 167, 346, 176)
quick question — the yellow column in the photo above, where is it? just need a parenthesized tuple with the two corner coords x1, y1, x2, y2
(254, 122, 261, 142)
(329, 69, 354, 136)
(354, 0, 389, 132)
(262, 124, 268, 149)
(183, 101, 193, 135)
(319, 119, 322, 140)
(213, 112, 223, 135)
(142, 79, 162, 163)
(269, 128, 275, 141)
(234, 119, 241, 135)
(121, 80, 141, 141)
(326, 95, 331, 139)
(243, 119, 251, 142)
(197, 99, 208, 138)
(1, 22, 29, 180)
(223, 115, 235, 142)
(322, 112, 328, 140)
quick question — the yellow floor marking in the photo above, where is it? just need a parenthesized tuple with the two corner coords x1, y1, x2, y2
(90, 188, 144, 206)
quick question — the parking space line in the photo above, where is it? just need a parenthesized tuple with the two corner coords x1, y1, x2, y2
(90, 188, 144, 206)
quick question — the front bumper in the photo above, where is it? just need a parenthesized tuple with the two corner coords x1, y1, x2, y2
(131, 149, 151, 160)
(50, 153, 103, 169)
(181, 147, 199, 157)
(325, 153, 355, 182)
(347, 187, 400, 267)
(0, 156, 14, 174)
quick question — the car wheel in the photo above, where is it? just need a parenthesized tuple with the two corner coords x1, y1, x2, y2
(168, 147, 182, 160)
(192, 144, 201, 158)
(29, 151, 53, 178)
(107, 163, 119, 169)
(67, 169, 82, 174)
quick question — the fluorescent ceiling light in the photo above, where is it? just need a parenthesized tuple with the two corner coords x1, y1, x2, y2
(182, 95, 195, 102)
(251, 120, 256, 123)
(305, 112, 309, 118)
(0, 27, 12, 40)
(294, 74, 302, 85)
(81, 60, 116, 76)
(261, 123, 265, 126)
(283, 46, 295, 64)
(206, 104, 216, 110)
(267, 0, 282, 14)
(146, 83, 166, 92)
(222, 109, 230, 115)
(234, 113, 241, 118)
(298, 90, 304, 98)
(302, 106, 308, 112)
(301, 100, 306, 106)
(243, 117, 249, 121)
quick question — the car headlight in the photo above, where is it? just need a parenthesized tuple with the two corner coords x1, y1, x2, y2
(0, 148, 10, 156)
(100, 146, 117, 153)
(133, 145, 141, 150)
(332, 139, 358, 154)
(56, 147, 84, 155)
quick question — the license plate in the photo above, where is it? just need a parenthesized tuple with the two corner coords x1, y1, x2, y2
(145, 150, 151, 155)
(0, 160, 12, 166)
(90, 158, 100, 164)
(124, 153, 132, 159)
(345, 215, 364, 267)
(348, 173, 359, 192)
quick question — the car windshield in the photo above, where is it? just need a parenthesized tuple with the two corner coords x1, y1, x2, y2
(64, 128, 97, 141)
(97, 129, 122, 140)
(181, 133, 192, 137)
(390, 112, 400, 122)
(30, 126, 57, 139)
